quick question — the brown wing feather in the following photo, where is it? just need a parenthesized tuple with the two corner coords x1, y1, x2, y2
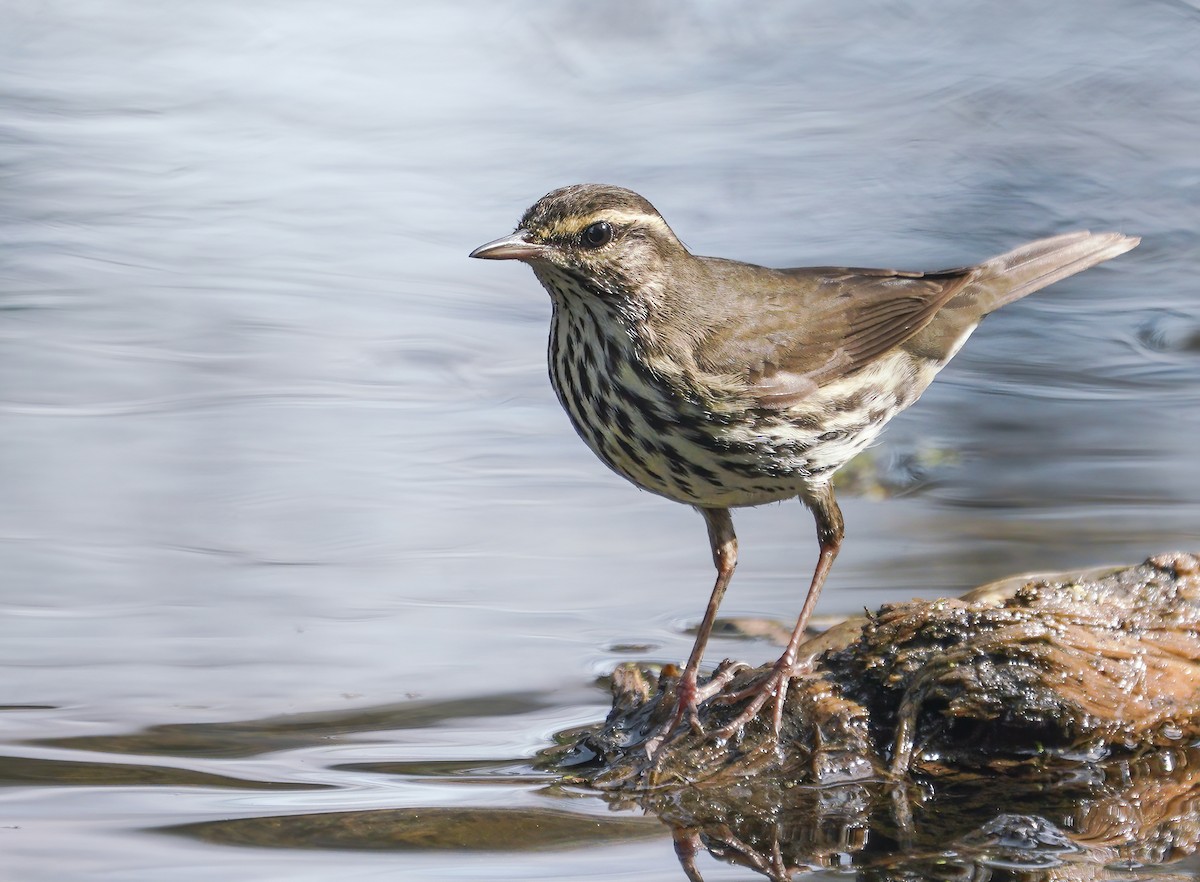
(695, 263, 976, 409)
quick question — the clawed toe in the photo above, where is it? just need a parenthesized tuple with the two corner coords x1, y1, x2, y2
(647, 661, 756, 760)
(711, 663, 798, 741)
(644, 659, 803, 766)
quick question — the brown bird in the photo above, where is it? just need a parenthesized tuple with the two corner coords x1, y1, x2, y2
(470, 184, 1138, 739)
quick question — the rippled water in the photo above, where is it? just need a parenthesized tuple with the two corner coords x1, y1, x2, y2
(2, 1, 1198, 879)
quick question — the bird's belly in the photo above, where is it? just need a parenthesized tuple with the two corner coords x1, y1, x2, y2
(550, 359, 889, 509)
(561, 396, 886, 508)
(550, 334, 931, 509)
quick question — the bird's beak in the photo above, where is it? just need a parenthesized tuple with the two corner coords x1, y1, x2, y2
(469, 230, 547, 261)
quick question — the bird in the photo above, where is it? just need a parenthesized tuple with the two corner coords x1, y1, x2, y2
(470, 183, 1139, 740)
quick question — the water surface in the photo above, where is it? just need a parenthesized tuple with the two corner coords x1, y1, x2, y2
(2, 1, 1198, 879)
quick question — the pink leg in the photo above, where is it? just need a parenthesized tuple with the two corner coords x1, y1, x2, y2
(666, 507, 737, 735)
(716, 483, 844, 737)
(670, 826, 706, 882)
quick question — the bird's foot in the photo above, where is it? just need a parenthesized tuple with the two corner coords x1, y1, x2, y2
(711, 657, 800, 740)
(663, 660, 753, 736)
(644, 661, 751, 761)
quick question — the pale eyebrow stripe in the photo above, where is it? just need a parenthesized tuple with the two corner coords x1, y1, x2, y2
(551, 210, 672, 237)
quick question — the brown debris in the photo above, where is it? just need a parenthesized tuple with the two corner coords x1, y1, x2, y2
(555, 552, 1200, 787)
(546, 553, 1200, 881)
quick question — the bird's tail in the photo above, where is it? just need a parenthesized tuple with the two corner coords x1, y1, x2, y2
(967, 231, 1140, 315)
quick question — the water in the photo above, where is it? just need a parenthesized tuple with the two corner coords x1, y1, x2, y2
(2, 1, 1198, 879)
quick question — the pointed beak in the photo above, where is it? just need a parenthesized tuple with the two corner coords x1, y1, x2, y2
(469, 230, 547, 261)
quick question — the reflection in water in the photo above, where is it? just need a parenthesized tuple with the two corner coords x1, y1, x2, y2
(167, 806, 665, 852)
(30, 692, 549, 759)
(0, 754, 320, 792)
(15, 695, 1199, 880)
(602, 750, 1200, 881)
(4, 686, 1200, 880)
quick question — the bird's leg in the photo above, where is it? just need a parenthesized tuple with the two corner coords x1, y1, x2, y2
(714, 484, 843, 739)
(670, 825, 707, 882)
(663, 507, 737, 737)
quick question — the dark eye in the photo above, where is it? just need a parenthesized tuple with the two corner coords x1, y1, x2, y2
(580, 221, 614, 249)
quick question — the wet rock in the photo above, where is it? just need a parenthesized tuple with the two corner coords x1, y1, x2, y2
(545, 553, 1200, 880)
(557, 553, 1200, 789)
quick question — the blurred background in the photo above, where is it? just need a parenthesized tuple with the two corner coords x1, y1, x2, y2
(1, 1, 1197, 879)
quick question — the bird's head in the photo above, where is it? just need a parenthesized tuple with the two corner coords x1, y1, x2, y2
(470, 184, 686, 304)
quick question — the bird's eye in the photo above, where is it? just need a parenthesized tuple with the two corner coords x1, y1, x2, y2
(580, 221, 614, 249)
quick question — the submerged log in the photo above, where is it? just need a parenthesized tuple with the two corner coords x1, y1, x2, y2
(555, 552, 1200, 788)
(546, 553, 1200, 880)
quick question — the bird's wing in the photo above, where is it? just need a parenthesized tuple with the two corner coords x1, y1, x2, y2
(696, 264, 976, 409)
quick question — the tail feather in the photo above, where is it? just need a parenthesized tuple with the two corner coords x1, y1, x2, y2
(968, 231, 1140, 315)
